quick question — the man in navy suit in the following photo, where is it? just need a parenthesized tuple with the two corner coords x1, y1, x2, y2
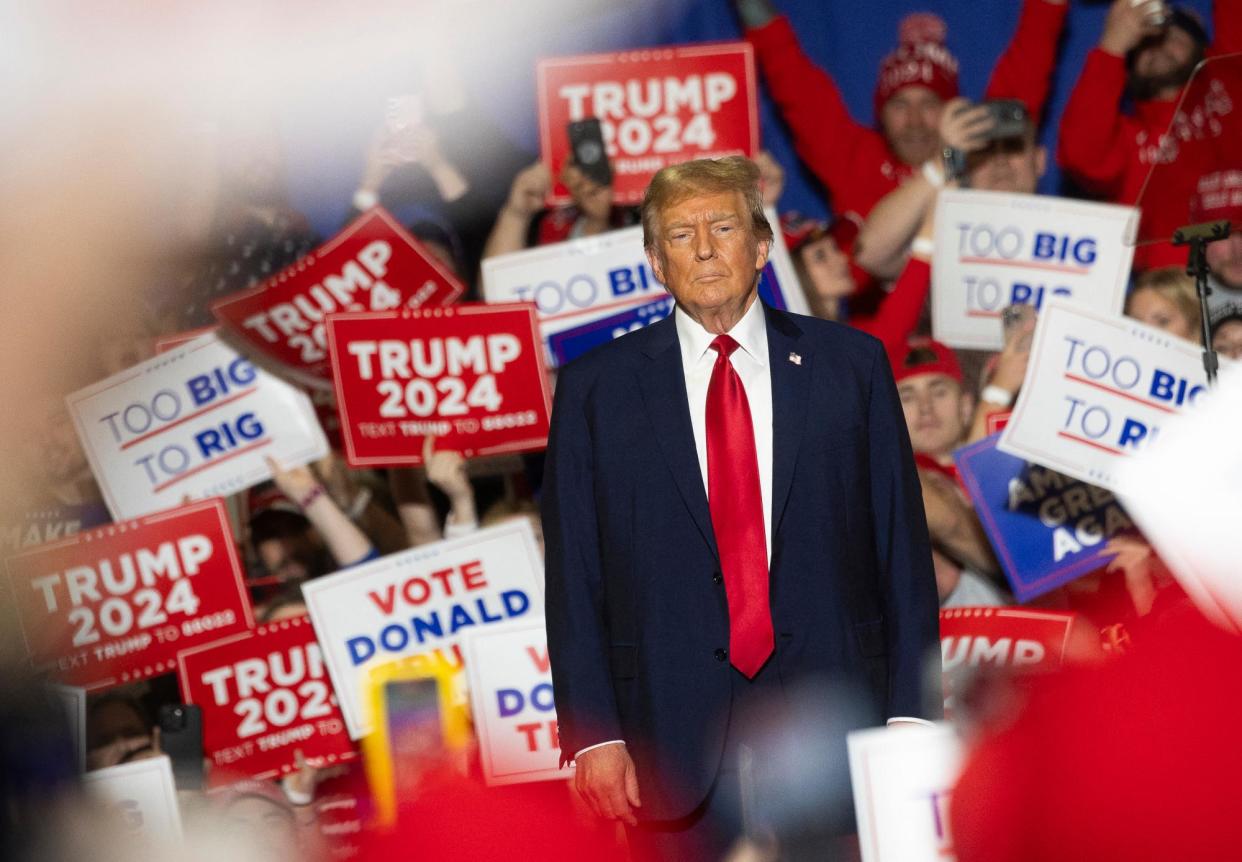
(543, 156, 939, 859)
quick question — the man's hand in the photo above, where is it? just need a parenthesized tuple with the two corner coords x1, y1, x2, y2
(989, 306, 1037, 394)
(504, 162, 551, 219)
(1100, 0, 1168, 57)
(939, 98, 995, 154)
(422, 437, 472, 504)
(575, 743, 641, 826)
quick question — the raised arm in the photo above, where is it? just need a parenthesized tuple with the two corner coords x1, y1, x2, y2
(1058, 0, 1163, 199)
(865, 340, 941, 720)
(984, 0, 1070, 122)
(737, 0, 878, 202)
(481, 162, 551, 259)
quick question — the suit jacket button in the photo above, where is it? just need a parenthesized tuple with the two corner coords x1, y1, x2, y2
(712, 571, 723, 585)
(714, 648, 727, 662)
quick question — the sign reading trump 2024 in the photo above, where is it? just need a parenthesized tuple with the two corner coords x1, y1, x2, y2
(212, 208, 465, 386)
(955, 434, 1131, 601)
(481, 210, 807, 367)
(4, 499, 253, 691)
(464, 620, 569, 787)
(537, 42, 758, 205)
(67, 332, 328, 521)
(999, 299, 1215, 493)
(933, 190, 1137, 350)
(326, 303, 551, 467)
(302, 520, 544, 739)
(178, 615, 357, 782)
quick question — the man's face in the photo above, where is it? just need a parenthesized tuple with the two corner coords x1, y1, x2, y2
(1212, 319, 1242, 360)
(1132, 26, 1200, 92)
(880, 86, 945, 166)
(967, 137, 1046, 193)
(898, 373, 971, 458)
(1207, 233, 1242, 289)
(646, 190, 770, 322)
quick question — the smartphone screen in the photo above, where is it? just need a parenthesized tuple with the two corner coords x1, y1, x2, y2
(383, 679, 443, 801)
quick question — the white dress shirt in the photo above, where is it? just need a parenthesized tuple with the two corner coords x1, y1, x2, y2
(573, 297, 926, 762)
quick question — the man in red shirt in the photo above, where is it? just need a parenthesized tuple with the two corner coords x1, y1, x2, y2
(1059, 0, 1241, 267)
(735, 0, 1068, 227)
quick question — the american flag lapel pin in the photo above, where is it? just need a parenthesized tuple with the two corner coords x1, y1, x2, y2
(788, 352, 802, 366)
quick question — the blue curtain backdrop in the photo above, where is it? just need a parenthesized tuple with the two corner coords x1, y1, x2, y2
(286, 0, 1216, 237)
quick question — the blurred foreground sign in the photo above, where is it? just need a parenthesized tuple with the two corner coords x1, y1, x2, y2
(848, 723, 963, 862)
(83, 756, 183, 844)
(1117, 363, 1242, 634)
(537, 42, 758, 205)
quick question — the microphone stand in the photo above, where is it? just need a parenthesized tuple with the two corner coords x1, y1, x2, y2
(1172, 219, 1231, 386)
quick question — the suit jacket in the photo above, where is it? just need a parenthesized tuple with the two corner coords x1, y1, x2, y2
(542, 302, 939, 821)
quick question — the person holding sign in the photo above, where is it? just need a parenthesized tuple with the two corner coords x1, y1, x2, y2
(543, 156, 939, 859)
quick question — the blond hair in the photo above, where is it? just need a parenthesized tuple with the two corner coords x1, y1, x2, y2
(1128, 267, 1200, 334)
(641, 156, 774, 251)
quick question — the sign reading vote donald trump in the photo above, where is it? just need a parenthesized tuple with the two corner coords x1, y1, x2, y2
(463, 620, 570, 787)
(999, 300, 1216, 493)
(301, 520, 544, 739)
(326, 303, 551, 466)
(482, 209, 807, 366)
(67, 332, 328, 520)
(537, 43, 758, 205)
(932, 190, 1136, 350)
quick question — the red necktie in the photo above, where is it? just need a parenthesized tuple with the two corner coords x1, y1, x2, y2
(706, 334, 773, 678)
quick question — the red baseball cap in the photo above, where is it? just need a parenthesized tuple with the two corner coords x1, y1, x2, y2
(890, 336, 963, 385)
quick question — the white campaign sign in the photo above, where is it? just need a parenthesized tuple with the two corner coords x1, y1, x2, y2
(463, 620, 570, 786)
(68, 333, 328, 520)
(302, 520, 544, 739)
(933, 190, 1137, 350)
(999, 299, 1215, 493)
(83, 755, 183, 844)
(1117, 363, 1242, 634)
(481, 208, 807, 365)
(848, 723, 963, 862)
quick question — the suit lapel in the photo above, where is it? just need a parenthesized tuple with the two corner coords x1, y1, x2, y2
(765, 305, 812, 541)
(636, 315, 719, 559)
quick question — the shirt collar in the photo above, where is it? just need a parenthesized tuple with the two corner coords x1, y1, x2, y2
(674, 293, 768, 369)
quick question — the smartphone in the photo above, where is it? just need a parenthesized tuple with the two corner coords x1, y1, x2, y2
(567, 118, 613, 187)
(982, 99, 1030, 142)
(157, 703, 204, 791)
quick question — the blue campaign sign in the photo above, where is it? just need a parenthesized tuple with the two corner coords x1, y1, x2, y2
(547, 265, 797, 365)
(954, 433, 1131, 602)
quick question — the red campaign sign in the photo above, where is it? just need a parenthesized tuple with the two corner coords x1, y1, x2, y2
(211, 208, 465, 386)
(4, 499, 254, 691)
(177, 615, 358, 782)
(939, 606, 1075, 714)
(537, 42, 758, 205)
(326, 302, 552, 467)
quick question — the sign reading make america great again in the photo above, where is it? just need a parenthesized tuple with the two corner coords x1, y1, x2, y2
(212, 208, 465, 386)
(301, 520, 544, 739)
(537, 42, 758, 205)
